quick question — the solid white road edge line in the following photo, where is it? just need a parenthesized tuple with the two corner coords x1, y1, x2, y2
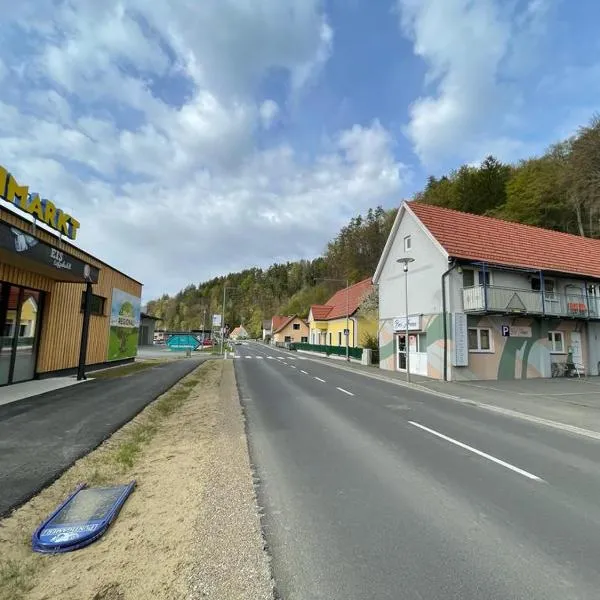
(337, 387, 354, 396)
(408, 421, 543, 482)
(315, 377, 326, 383)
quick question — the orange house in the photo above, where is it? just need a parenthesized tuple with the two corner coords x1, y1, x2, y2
(271, 315, 309, 344)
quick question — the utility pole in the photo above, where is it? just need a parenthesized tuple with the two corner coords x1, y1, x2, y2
(345, 278, 349, 362)
(220, 285, 226, 355)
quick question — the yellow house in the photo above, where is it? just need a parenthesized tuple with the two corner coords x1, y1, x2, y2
(271, 315, 309, 344)
(307, 278, 377, 347)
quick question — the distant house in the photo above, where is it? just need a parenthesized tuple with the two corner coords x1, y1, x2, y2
(271, 315, 309, 344)
(230, 325, 249, 340)
(307, 278, 376, 348)
(262, 319, 272, 342)
(374, 200, 600, 381)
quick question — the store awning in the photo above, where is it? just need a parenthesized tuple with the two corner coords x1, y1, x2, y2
(0, 220, 99, 284)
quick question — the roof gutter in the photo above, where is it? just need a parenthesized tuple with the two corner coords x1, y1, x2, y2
(442, 259, 458, 382)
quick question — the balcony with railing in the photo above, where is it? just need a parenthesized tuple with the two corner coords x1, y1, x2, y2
(462, 285, 600, 319)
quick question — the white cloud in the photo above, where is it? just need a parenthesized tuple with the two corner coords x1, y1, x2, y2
(0, 0, 407, 300)
(396, 0, 555, 168)
(260, 100, 280, 129)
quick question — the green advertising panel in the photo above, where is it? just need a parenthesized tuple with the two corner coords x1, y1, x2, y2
(107, 288, 141, 361)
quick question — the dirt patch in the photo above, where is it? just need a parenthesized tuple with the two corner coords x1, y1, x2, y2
(0, 360, 273, 600)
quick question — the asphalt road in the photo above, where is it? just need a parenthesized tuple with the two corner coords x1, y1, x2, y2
(235, 341, 600, 600)
(0, 358, 204, 516)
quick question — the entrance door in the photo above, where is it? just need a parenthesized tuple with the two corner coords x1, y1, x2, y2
(0, 283, 44, 385)
(570, 331, 583, 368)
(397, 334, 407, 371)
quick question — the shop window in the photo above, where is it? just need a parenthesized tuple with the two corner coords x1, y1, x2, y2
(548, 331, 564, 353)
(468, 327, 492, 352)
(81, 292, 106, 316)
(293, 323, 300, 330)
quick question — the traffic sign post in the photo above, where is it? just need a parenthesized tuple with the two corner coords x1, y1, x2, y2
(166, 334, 201, 352)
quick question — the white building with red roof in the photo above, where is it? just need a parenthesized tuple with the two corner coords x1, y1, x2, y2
(373, 200, 600, 381)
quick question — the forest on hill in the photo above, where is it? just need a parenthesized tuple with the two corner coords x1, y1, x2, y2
(146, 115, 600, 337)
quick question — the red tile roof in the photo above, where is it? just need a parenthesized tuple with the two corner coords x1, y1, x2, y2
(310, 278, 373, 321)
(310, 305, 334, 320)
(409, 202, 600, 279)
(271, 315, 307, 333)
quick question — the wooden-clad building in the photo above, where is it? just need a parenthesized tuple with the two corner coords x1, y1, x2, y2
(0, 167, 142, 387)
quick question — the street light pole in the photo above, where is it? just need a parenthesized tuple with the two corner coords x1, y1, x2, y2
(397, 257, 415, 383)
(220, 285, 227, 355)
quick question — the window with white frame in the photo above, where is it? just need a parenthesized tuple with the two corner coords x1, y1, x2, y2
(531, 277, 556, 299)
(463, 269, 491, 287)
(403, 235, 412, 252)
(468, 327, 492, 351)
(548, 331, 564, 353)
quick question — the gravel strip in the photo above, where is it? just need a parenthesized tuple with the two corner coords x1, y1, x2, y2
(187, 360, 274, 599)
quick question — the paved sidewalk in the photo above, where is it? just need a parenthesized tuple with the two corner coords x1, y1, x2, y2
(0, 358, 205, 516)
(423, 377, 600, 434)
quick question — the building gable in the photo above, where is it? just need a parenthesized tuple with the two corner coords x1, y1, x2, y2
(373, 202, 449, 284)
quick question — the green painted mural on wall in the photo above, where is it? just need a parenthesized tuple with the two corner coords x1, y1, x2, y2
(496, 319, 559, 379)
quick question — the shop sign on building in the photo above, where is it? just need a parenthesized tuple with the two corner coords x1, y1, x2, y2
(0, 221, 99, 283)
(0, 165, 80, 240)
(393, 315, 421, 332)
(453, 312, 469, 367)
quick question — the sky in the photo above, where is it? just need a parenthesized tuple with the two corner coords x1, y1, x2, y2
(0, 0, 599, 301)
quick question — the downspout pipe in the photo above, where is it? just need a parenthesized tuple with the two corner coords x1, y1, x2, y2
(442, 259, 458, 382)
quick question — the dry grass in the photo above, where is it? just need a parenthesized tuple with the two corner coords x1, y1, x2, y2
(0, 361, 217, 600)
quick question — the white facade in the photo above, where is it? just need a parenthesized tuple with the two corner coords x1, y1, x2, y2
(374, 202, 600, 380)
(376, 205, 450, 321)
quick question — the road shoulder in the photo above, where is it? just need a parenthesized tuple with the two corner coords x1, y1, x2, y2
(0, 360, 273, 600)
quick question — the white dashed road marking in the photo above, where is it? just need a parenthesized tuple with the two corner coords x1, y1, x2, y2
(300, 370, 308, 374)
(337, 387, 354, 396)
(409, 421, 543, 482)
(315, 377, 326, 383)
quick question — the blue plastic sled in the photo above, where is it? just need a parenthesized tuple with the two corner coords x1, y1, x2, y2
(32, 481, 136, 554)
